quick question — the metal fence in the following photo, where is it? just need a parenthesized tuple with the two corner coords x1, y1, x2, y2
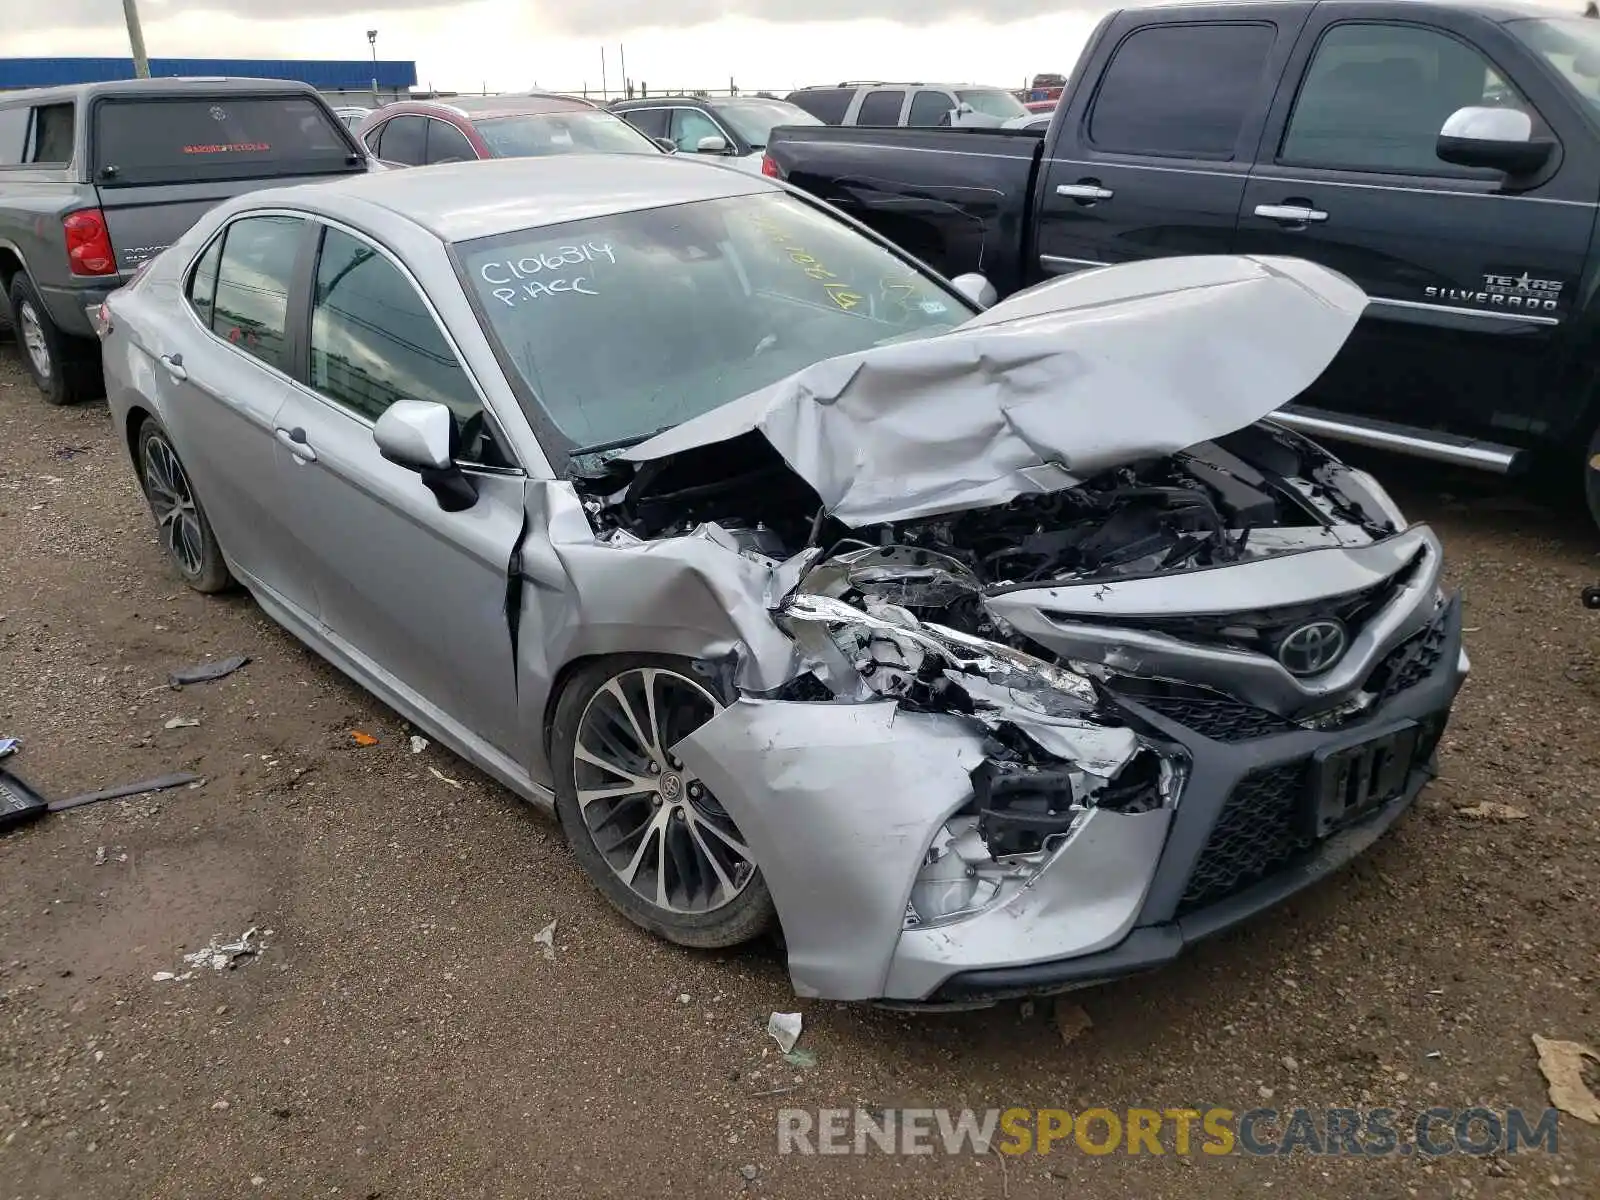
(412, 83, 794, 104)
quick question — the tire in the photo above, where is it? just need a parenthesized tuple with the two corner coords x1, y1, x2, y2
(551, 654, 775, 949)
(134, 417, 234, 594)
(7, 274, 102, 406)
(1586, 420, 1600, 536)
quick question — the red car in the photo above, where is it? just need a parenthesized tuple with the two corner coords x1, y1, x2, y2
(356, 93, 666, 167)
(1024, 99, 1057, 114)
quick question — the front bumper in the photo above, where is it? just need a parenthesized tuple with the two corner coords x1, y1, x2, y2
(678, 592, 1465, 1005)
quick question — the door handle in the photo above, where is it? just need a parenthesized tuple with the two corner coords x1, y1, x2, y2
(159, 353, 187, 381)
(1057, 182, 1115, 202)
(274, 427, 317, 463)
(1254, 203, 1328, 225)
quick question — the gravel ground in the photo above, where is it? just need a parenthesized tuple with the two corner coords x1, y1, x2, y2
(1, 340, 1597, 1200)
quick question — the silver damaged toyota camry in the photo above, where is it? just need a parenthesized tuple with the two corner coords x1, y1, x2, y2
(98, 156, 1468, 1006)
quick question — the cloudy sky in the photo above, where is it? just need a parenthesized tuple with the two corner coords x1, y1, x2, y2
(9, 0, 1113, 94)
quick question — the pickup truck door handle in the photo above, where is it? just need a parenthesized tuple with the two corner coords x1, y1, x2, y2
(1254, 202, 1328, 225)
(158, 353, 187, 382)
(1057, 182, 1115, 202)
(274, 427, 317, 463)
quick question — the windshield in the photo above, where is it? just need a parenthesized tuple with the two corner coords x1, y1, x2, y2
(456, 192, 971, 455)
(714, 100, 822, 147)
(955, 89, 1030, 120)
(475, 110, 659, 158)
(1508, 17, 1600, 109)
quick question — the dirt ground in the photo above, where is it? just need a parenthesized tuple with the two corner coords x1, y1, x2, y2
(1, 339, 1597, 1200)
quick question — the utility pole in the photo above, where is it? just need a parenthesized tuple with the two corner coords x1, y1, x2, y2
(122, 0, 151, 78)
(619, 44, 628, 98)
(367, 29, 379, 103)
(600, 47, 608, 100)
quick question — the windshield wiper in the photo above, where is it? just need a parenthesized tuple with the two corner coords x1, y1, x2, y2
(567, 423, 677, 459)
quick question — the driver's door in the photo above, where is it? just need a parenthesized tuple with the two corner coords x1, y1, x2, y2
(270, 220, 527, 756)
(1233, 9, 1599, 440)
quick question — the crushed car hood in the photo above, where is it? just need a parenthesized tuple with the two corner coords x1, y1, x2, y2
(622, 255, 1366, 527)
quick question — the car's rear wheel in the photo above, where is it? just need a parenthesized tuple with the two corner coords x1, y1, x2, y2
(551, 656, 774, 948)
(135, 418, 233, 594)
(7, 274, 101, 406)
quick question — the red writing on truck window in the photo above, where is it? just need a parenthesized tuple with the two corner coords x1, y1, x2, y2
(183, 142, 272, 155)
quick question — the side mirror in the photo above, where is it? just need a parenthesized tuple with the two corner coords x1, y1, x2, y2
(654, 137, 679, 153)
(373, 399, 478, 512)
(950, 272, 997, 309)
(695, 134, 730, 154)
(1436, 106, 1552, 176)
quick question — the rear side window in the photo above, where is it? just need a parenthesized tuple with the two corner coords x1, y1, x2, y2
(376, 116, 427, 165)
(907, 90, 954, 127)
(186, 233, 223, 325)
(788, 89, 851, 124)
(856, 90, 905, 125)
(1089, 22, 1277, 158)
(91, 96, 355, 185)
(620, 108, 669, 139)
(210, 215, 305, 372)
(29, 104, 75, 163)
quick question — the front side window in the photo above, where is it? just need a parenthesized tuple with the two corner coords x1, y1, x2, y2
(475, 111, 658, 158)
(456, 193, 970, 455)
(211, 214, 304, 372)
(426, 119, 477, 163)
(1282, 23, 1529, 173)
(310, 226, 484, 431)
(955, 89, 1030, 120)
(669, 108, 726, 151)
(908, 90, 955, 127)
(855, 90, 905, 125)
(1089, 22, 1277, 158)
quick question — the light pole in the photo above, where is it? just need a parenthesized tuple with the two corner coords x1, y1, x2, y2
(367, 29, 379, 103)
(122, 0, 150, 78)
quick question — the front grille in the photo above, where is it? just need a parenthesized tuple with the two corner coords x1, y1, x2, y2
(1177, 762, 1313, 916)
(1368, 617, 1448, 703)
(1111, 682, 1298, 742)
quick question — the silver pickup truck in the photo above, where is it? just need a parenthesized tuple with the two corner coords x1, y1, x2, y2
(0, 77, 373, 405)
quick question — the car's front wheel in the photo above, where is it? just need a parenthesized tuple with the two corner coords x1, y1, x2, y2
(551, 655, 774, 948)
(135, 417, 233, 594)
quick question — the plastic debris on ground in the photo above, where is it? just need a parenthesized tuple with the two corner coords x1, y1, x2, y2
(169, 655, 250, 687)
(767, 1011, 802, 1054)
(164, 716, 201, 730)
(150, 928, 269, 980)
(409, 735, 429, 754)
(351, 730, 379, 747)
(428, 766, 462, 789)
(784, 1048, 817, 1068)
(1532, 1035, 1600, 1125)
(0, 737, 18, 759)
(533, 918, 557, 961)
(1455, 802, 1529, 821)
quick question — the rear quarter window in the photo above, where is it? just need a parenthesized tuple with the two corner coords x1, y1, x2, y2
(92, 96, 357, 184)
(788, 89, 852, 124)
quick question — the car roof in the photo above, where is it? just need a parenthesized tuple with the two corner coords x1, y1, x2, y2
(0, 76, 323, 107)
(1124, 0, 1558, 20)
(367, 93, 599, 122)
(251, 154, 779, 243)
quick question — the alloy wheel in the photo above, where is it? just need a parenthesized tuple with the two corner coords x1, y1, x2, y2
(18, 300, 51, 382)
(573, 667, 756, 914)
(142, 436, 204, 577)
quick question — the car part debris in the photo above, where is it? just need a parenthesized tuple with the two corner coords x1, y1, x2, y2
(52, 773, 199, 812)
(428, 766, 463, 789)
(164, 716, 201, 729)
(0, 737, 18, 760)
(767, 1011, 803, 1054)
(169, 655, 250, 687)
(351, 730, 378, 747)
(784, 1048, 817, 1068)
(533, 918, 557, 960)
(409, 735, 429, 754)
(182, 927, 265, 972)
(1455, 803, 1528, 821)
(1532, 1035, 1600, 1125)
(0, 767, 49, 832)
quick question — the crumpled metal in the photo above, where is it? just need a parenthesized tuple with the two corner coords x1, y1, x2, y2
(622, 255, 1367, 526)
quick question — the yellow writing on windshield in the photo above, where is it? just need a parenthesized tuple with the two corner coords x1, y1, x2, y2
(749, 215, 864, 312)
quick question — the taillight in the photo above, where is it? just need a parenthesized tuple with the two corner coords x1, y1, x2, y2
(760, 153, 783, 179)
(63, 208, 117, 277)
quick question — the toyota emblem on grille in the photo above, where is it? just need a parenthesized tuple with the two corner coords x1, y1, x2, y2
(1277, 620, 1348, 676)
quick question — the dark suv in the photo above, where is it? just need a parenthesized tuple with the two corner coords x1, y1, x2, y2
(0, 77, 370, 405)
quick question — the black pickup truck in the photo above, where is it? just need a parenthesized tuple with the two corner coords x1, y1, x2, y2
(765, 0, 1600, 528)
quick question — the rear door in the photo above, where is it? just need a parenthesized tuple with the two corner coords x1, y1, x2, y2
(89, 93, 365, 274)
(1034, 9, 1309, 277)
(1234, 7, 1600, 442)
(852, 89, 908, 127)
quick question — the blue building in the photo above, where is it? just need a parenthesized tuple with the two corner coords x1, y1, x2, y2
(0, 57, 418, 102)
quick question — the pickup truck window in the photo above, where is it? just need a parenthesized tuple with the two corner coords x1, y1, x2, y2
(1089, 22, 1276, 158)
(1280, 23, 1525, 174)
(857, 90, 905, 126)
(27, 104, 74, 165)
(91, 97, 352, 185)
(1507, 18, 1600, 111)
